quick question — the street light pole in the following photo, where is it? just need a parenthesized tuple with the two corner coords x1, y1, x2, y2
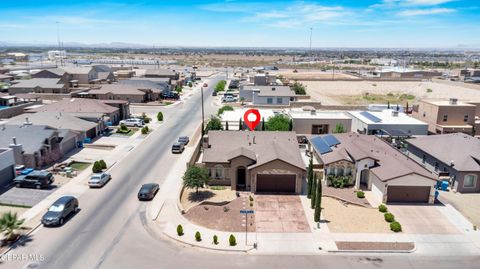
(201, 86, 205, 136)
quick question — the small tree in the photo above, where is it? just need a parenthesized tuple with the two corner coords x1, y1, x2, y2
(99, 160, 107, 170)
(175, 85, 183, 93)
(141, 126, 149, 135)
(292, 82, 306, 95)
(0, 212, 25, 241)
(314, 174, 322, 222)
(229, 234, 236, 246)
(183, 166, 210, 194)
(265, 114, 290, 131)
(311, 173, 317, 209)
(213, 235, 218, 245)
(119, 123, 128, 132)
(157, 112, 164, 122)
(333, 123, 346, 134)
(205, 116, 223, 133)
(92, 161, 103, 173)
(177, 224, 184, 236)
(307, 156, 313, 199)
(195, 231, 202, 242)
(217, 105, 234, 116)
(188, 82, 193, 88)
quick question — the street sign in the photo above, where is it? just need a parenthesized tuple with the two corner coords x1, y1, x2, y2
(240, 210, 254, 214)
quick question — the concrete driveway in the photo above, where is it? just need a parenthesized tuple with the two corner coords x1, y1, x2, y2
(0, 185, 58, 207)
(388, 205, 459, 234)
(255, 195, 310, 233)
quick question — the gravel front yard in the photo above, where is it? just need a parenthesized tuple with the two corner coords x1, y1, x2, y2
(438, 191, 480, 228)
(322, 197, 391, 233)
(180, 187, 237, 211)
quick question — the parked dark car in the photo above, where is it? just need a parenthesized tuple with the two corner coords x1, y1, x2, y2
(41, 196, 78, 227)
(212, 91, 217, 96)
(137, 183, 159, 201)
(161, 91, 179, 100)
(171, 142, 185, 154)
(178, 136, 190, 145)
(14, 171, 54, 189)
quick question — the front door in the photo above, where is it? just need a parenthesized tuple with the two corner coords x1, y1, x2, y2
(237, 167, 246, 188)
(360, 169, 369, 189)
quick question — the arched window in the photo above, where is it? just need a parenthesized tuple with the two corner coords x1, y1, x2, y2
(214, 165, 224, 179)
(464, 174, 477, 188)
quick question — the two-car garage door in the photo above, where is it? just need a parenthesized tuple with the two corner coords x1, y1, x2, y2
(256, 174, 296, 193)
(387, 186, 431, 203)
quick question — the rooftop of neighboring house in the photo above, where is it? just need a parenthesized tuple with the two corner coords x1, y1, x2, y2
(0, 124, 58, 154)
(97, 72, 113, 80)
(7, 112, 98, 133)
(220, 108, 280, 122)
(420, 98, 476, 107)
(0, 74, 13, 79)
(61, 66, 93, 75)
(89, 84, 154, 96)
(349, 109, 428, 125)
(311, 133, 435, 182)
(31, 68, 67, 77)
(29, 98, 119, 114)
(202, 131, 305, 171)
(241, 85, 296, 97)
(144, 69, 177, 77)
(406, 133, 480, 172)
(288, 108, 351, 120)
(9, 78, 64, 89)
(119, 79, 169, 91)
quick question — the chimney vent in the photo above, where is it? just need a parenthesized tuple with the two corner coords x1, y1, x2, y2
(391, 110, 399, 117)
(449, 98, 458, 105)
(12, 137, 17, 145)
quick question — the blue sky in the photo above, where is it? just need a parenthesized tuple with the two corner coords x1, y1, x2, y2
(1, 0, 479, 48)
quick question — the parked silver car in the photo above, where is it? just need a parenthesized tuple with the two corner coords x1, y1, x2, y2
(88, 172, 111, 188)
(119, 118, 144, 127)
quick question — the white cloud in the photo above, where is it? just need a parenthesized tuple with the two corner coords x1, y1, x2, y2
(403, 0, 456, 6)
(398, 7, 456, 16)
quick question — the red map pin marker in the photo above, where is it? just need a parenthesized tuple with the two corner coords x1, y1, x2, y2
(243, 109, 261, 131)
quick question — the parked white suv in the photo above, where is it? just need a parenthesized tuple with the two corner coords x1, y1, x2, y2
(222, 96, 237, 103)
(119, 118, 144, 127)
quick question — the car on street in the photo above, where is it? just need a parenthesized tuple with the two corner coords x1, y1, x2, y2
(137, 183, 159, 201)
(178, 136, 190, 145)
(222, 95, 237, 103)
(161, 91, 179, 100)
(203, 83, 208, 87)
(119, 118, 144, 127)
(14, 171, 54, 189)
(212, 91, 217, 96)
(171, 142, 185, 153)
(88, 172, 111, 188)
(41, 196, 79, 227)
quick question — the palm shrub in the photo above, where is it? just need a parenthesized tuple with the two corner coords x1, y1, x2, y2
(390, 221, 402, 232)
(195, 231, 202, 242)
(213, 235, 218, 245)
(384, 213, 395, 223)
(378, 204, 388, 213)
(177, 225, 184, 236)
(229, 234, 236, 246)
(0, 212, 25, 241)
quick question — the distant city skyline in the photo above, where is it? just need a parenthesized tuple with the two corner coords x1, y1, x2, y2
(1, 0, 479, 48)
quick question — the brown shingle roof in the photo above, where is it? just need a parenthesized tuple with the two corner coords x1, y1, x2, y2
(30, 98, 118, 114)
(90, 84, 147, 96)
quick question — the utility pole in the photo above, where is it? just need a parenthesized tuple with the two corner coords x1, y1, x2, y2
(201, 86, 205, 136)
(309, 27, 313, 58)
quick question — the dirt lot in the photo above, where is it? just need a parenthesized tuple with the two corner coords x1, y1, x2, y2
(272, 70, 358, 80)
(302, 80, 480, 105)
(322, 197, 391, 233)
(439, 191, 480, 228)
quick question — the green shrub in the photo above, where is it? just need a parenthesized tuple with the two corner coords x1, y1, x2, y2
(327, 175, 352, 189)
(217, 105, 234, 115)
(215, 80, 226, 92)
(213, 235, 218, 245)
(195, 231, 201, 242)
(177, 225, 183, 236)
(157, 112, 164, 122)
(119, 123, 128, 132)
(249, 195, 254, 202)
(92, 161, 103, 173)
(99, 160, 107, 170)
(390, 221, 402, 232)
(356, 191, 365, 199)
(378, 204, 388, 213)
(188, 82, 193, 88)
(229, 234, 236, 246)
(426, 88, 433, 93)
(384, 213, 395, 223)
(141, 126, 149, 135)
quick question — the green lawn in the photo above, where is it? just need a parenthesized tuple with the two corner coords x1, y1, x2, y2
(69, 162, 91, 171)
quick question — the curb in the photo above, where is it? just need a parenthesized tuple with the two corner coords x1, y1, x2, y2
(327, 244, 417, 254)
(0, 222, 42, 257)
(162, 230, 254, 253)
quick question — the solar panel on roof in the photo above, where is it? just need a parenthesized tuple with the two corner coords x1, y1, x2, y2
(360, 111, 382, 123)
(323, 134, 341, 147)
(311, 136, 332, 154)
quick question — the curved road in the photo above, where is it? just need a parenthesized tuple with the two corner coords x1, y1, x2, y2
(1, 75, 479, 269)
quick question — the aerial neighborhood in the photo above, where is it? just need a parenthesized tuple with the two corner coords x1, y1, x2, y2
(0, 1, 480, 267)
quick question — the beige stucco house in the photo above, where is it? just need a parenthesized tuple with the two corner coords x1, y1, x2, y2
(201, 131, 306, 193)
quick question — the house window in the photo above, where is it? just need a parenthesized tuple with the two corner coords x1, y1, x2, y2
(464, 115, 469, 122)
(277, 98, 283, 104)
(464, 174, 477, 188)
(434, 162, 439, 172)
(442, 114, 448, 122)
(336, 167, 344, 176)
(267, 98, 273, 104)
(214, 165, 224, 179)
(422, 154, 426, 164)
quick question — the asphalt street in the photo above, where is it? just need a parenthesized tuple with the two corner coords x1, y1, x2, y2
(1, 75, 479, 269)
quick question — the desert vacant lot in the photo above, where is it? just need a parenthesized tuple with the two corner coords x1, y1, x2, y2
(273, 69, 359, 80)
(302, 80, 480, 105)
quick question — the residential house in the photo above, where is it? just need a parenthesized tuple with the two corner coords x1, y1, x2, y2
(0, 74, 13, 83)
(220, 109, 278, 130)
(310, 133, 437, 204)
(412, 98, 476, 135)
(239, 85, 297, 106)
(349, 109, 428, 136)
(88, 84, 160, 103)
(118, 78, 170, 93)
(0, 125, 74, 168)
(62, 66, 98, 84)
(288, 108, 352, 134)
(405, 133, 480, 193)
(31, 68, 73, 86)
(27, 98, 122, 125)
(201, 131, 306, 193)
(0, 148, 16, 187)
(8, 78, 67, 94)
(248, 74, 278, 86)
(144, 69, 179, 82)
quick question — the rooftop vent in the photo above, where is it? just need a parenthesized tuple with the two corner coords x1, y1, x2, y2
(449, 98, 458, 105)
(310, 109, 316, 115)
(391, 110, 399, 117)
(272, 87, 276, 91)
